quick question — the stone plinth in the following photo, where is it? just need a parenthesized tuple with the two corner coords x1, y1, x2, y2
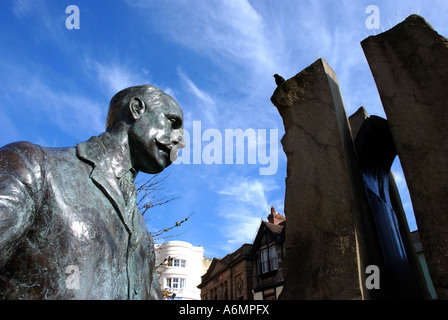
(362, 14, 448, 299)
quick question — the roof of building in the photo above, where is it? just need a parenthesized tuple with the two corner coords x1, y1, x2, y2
(250, 220, 285, 257)
(261, 220, 285, 235)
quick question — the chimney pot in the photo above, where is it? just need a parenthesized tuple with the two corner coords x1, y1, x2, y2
(268, 207, 285, 225)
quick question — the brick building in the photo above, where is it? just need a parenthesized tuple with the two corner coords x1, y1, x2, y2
(197, 243, 253, 300)
(198, 207, 286, 300)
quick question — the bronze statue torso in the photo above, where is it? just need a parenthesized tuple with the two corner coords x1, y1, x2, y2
(0, 135, 161, 299)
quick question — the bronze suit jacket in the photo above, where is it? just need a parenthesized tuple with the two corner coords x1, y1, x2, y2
(0, 134, 161, 299)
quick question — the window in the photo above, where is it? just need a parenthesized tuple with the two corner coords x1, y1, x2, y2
(260, 248, 269, 273)
(259, 245, 278, 274)
(168, 259, 186, 268)
(167, 278, 185, 292)
(269, 246, 278, 270)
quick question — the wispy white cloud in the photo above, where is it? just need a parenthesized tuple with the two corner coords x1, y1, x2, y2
(10, 0, 67, 47)
(0, 53, 106, 142)
(217, 178, 273, 212)
(11, 0, 33, 18)
(126, 0, 387, 128)
(0, 113, 19, 146)
(129, 0, 275, 69)
(221, 213, 262, 252)
(216, 176, 279, 251)
(177, 68, 217, 127)
(22, 80, 105, 138)
(178, 69, 214, 107)
(84, 58, 148, 97)
(126, 0, 283, 94)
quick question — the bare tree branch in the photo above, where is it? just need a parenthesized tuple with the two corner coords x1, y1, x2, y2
(135, 173, 193, 239)
(151, 212, 195, 239)
(136, 173, 179, 217)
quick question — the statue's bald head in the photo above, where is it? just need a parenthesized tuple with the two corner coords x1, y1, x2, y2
(105, 84, 184, 174)
(106, 84, 166, 131)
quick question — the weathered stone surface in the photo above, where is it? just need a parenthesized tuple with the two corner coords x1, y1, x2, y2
(271, 59, 365, 299)
(348, 107, 368, 140)
(362, 14, 448, 299)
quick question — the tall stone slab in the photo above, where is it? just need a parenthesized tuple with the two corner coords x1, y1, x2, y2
(362, 14, 448, 299)
(271, 59, 367, 299)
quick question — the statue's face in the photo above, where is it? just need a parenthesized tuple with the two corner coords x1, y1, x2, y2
(128, 93, 183, 174)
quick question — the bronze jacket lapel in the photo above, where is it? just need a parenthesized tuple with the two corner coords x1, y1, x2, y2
(76, 136, 132, 234)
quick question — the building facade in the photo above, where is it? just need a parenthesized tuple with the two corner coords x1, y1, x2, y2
(251, 207, 285, 300)
(198, 207, 286, 300)
(198, 244, 253, 300)
(155, 241, 211, 300)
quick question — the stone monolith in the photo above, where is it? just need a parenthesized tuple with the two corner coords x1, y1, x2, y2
(271, 59, 367, 299)
(362, 14, 448, 299)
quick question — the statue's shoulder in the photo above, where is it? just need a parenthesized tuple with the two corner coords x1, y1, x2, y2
(0, 142, 51, 185)
(0, 141, 47, 160)
(0, 141, 78, 169)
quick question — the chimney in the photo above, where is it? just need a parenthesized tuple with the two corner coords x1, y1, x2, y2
(267, 206, 286, 225)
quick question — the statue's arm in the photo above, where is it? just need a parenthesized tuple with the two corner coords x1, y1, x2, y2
(0, 143, 43, 268)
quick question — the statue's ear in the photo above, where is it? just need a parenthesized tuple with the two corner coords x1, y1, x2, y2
(129, 97, 145, 121)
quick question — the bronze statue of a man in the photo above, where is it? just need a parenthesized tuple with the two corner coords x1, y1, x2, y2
(0, 85, 183, 299)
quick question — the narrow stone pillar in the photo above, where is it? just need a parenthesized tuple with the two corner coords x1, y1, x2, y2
(348, 107, 368, 140)
(271, 59, 366, 299)
(362, 14, 448, 299)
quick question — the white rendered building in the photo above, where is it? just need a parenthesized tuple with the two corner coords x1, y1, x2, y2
(155, 241, 211, 300)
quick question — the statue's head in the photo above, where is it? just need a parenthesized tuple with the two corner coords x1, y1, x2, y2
(106, 85, 184, 174)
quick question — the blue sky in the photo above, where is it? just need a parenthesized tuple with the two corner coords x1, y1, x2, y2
(1, 0, 447, 259)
